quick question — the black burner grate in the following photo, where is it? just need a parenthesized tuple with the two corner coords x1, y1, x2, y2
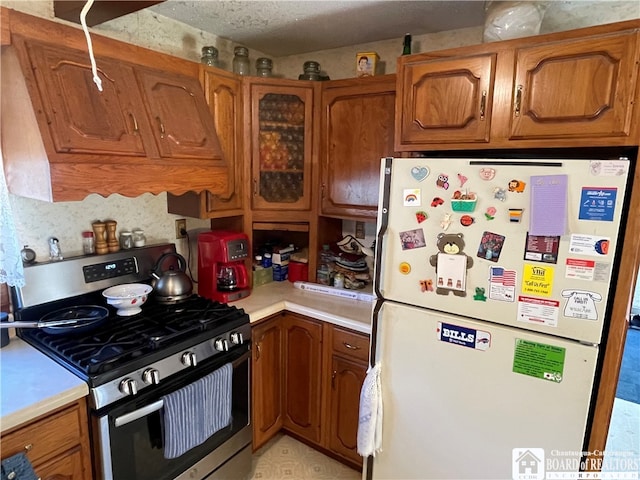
(18, 295, 247, 376)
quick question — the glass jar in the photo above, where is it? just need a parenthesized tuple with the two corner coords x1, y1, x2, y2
(132, 229, 146, 247)
(200, 46, 219, 67)
(256, 57, 273, 77)
(119, 231, 133, 250)
(333, 272, 345, 289)
(82, 231, 95, 254)
(300, 61, 320, 81)
(233, 46, 250, 75)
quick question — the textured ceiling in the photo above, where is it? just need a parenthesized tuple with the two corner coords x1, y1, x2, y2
(148, 0, 487, 56)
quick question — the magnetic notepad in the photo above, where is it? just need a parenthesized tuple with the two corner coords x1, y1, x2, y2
(529, 175, 568, 236)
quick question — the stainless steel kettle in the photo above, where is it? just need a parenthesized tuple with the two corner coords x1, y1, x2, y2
(150, 252, 193, 304)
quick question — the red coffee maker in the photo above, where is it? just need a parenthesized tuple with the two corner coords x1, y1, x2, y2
(198, 230, 251, 303)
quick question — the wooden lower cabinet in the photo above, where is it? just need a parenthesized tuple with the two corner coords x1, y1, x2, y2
(252, 314, 284, 450)
(251, 312, 369, 470)
(282, 313, 323, 443)
(0, 398, 92, 480)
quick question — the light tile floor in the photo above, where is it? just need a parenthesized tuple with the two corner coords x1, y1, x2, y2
(250, 434, 361, 480)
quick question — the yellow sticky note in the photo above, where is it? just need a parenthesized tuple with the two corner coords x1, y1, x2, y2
(522, 264, 554, 297)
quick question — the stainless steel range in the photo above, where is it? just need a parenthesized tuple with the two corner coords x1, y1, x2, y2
(10, 244, 252, 480)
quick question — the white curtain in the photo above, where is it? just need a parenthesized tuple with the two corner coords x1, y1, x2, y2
(0, 150, 25, 287)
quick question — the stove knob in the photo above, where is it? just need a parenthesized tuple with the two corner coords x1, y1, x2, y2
(214, 338, 230, 352)
(119, 378, 138, 396)
(230, 332, 244, 345)
(142, 368, 160, 385)
(181, 351, 197, 367)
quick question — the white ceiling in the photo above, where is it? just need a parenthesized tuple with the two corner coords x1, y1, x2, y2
(148, 0, 487, 56)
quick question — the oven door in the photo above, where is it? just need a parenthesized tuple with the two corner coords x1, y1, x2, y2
(92, 347, 250, 480)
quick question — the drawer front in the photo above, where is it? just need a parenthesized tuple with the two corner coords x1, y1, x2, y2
(1, 402, 83, 466)
(331, 327, 369, 362)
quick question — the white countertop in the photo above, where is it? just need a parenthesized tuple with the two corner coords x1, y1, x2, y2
(232, 281, 374, 334)
(0, 281, 374, 434)
(0, 337, 88, 433)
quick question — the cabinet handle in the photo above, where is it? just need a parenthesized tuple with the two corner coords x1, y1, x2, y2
(156, 116, 166, 138)
(129, 113, 139, 134)
(479, 90, 487, 121)
(343, 342, 360, 351)
(24, 444, 33, 452)
(253, 178, 258, 196)
(255, 342, 261, 360)
(331, 370, 337, 389)
(514, 85, 523, 117)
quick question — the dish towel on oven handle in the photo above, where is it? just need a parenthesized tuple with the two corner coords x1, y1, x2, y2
(1, 452, 38, 480)
(161, 362, 232, 459)
(357, 362, 382, 457)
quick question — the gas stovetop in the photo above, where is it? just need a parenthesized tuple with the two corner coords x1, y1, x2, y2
(11, 244, 251, 410)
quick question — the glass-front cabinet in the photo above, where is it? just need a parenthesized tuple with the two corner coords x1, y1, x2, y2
(250, 82, 314, 210)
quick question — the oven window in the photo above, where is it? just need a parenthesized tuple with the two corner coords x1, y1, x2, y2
(102, 352, 249, 480)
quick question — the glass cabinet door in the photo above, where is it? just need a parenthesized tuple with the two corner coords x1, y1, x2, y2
(251, 84, 313, 210)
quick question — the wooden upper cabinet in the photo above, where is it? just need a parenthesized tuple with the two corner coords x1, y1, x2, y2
(320, 75, 396, 219)
(135, 67, 225, 162)
(510, 31, 640, 140)
(396, 53, 496, 148)
(249, 81, 314, 211)
(25, 40, 151, 157)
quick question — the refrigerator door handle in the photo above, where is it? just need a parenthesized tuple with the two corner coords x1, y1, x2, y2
(374, 158, 393, 299)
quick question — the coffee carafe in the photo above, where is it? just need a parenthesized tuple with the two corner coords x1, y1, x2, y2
(198, 231, 251, 303)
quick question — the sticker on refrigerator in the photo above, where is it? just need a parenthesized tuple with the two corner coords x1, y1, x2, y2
(399, 228, 426, 250)
(522, 264, 554, 297)
(403, 189, 421, 206)
(565, 258, 596, 281)
(589, 159, 629, 177)
(513, 339, 565, 383)
(579, 187, 617, 221)
(488, 266, 516, 302)
(517, 296, 560, 327)
(410, 166, 430, 182)
(524, 233, 559, 264)
(437, 322, 491, 351)
(561, 289, 602, 321)
(569, 234, 610, 256)
(477, 231, 505, 262)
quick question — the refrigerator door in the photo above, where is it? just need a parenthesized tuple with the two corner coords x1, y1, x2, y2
(371, 301, 598, 480)
(375, 157, 632, 344)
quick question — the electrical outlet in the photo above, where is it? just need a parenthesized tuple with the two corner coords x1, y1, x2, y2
(175, 219, 187, 239)
(355, 221, 365, 239)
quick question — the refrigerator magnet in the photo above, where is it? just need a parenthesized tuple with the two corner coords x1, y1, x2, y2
(437, 321, 491, 351)
(403, 189, 421, 206)
(431, 197, 444, 207)
(479, 167, 496, 180)
(561, 289, 602, 320)
(578, 186, 617, 222)
(522, 264, 554, 297)
(477, 231, 505, 262)
(493, 187, 507, 202)
(513, 339, 565, 382)
(524, 233, 559, 264)
(415, 211, 428, 223)
(484, 206, 497, 220)
(457, 173, 468, 187)
(440, 212, 453, 230)
(473, 287, 487, 301)
(399, 262, 411, 274)
(429, 233, 473, 296)
(436, 174, 450, 190)
(410, 166, 430, 182)
(399, 228, 426, 250)
(488, 266, 516, 302)
(568, 234, 610, 256)
(508, 179, 526, 193)
(420, 279, 434, 292)
(460, 215, 474, 227)
(508, 208, 524, 223)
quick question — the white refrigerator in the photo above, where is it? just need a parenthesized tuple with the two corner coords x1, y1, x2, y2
(368, 157, 632, 480)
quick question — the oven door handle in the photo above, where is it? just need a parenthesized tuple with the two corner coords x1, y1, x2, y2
(114, 400, 164, 427)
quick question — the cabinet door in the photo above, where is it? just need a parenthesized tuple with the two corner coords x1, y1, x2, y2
(36, 448, 86, 480)
(282, 313, 323, 444)
(250, 84, 314, 210)
(24, 39, 149, 156)
(135, 66, 225, 161)
(321, 76, 396, 219)
(252, 318, 283, 450)
(203, 69, 243, 213)
(510, 31, 640, 140)
(396, 53, 496, 147)
(328, 355, 367, 467)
